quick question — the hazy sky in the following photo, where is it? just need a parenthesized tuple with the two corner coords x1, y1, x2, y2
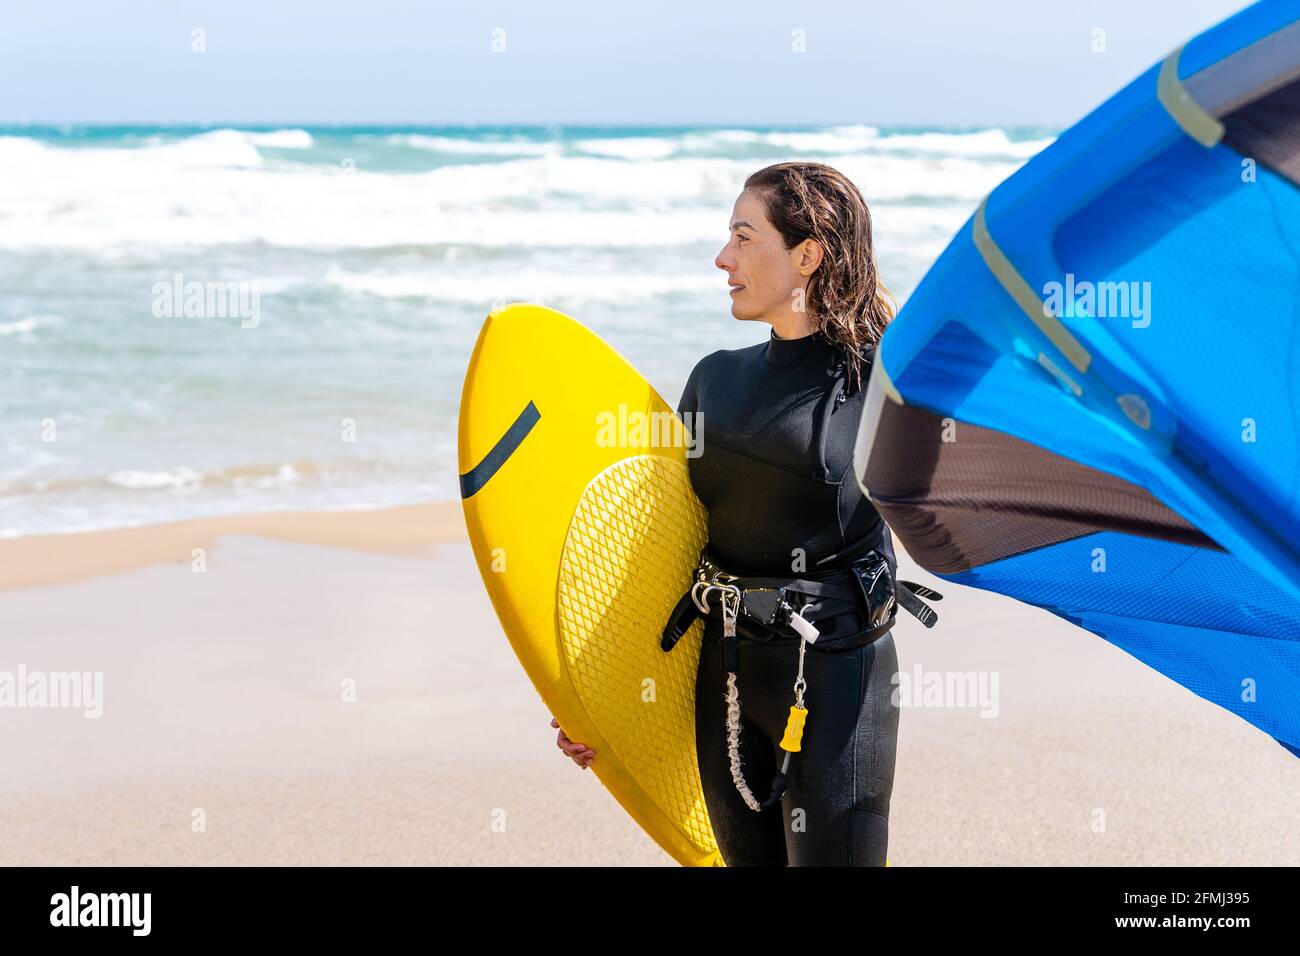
(0, 0, 1256, 126)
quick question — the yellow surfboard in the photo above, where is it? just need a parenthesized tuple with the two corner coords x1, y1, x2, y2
(457, 302, 721, 866)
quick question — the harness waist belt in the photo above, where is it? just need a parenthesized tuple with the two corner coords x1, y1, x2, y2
(660, 549, 941, 653)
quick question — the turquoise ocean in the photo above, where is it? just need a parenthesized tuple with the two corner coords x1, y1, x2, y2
(0, 124, 1054, 537)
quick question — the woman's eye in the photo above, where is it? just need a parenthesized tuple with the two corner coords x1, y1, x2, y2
(737, 234, 748, 242)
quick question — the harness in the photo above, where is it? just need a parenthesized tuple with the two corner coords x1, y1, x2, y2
(661, 546, 942, 811)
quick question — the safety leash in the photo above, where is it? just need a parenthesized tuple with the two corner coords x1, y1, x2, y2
(694, 580, 818, 812)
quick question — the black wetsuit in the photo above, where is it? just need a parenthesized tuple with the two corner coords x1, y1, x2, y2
(676, 328, 899, 867)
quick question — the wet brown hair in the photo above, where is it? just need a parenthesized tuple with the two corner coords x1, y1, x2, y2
(743, 162, 896, 394)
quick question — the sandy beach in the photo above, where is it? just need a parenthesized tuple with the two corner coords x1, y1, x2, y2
(0, 502, 1295, 866)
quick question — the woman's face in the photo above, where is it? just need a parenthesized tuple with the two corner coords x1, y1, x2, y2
(716, 188, 820, 327)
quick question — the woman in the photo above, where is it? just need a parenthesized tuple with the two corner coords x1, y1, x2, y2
(557, 161, 902, 867)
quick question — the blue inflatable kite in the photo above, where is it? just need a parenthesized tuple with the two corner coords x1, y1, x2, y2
(855, 0, 1300, 756)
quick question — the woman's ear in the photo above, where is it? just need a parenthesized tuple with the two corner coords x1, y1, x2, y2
(796, 238, 824, 277)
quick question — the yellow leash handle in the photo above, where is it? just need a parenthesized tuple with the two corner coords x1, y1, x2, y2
(779, 704, 808, 752)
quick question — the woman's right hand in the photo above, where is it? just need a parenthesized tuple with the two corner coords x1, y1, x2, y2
(551, 718, 595, 769)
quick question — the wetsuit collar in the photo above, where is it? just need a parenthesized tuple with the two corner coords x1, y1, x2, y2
(764, 327, 820, 367)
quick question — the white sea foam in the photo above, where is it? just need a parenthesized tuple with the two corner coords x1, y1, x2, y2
(777, 125, 1054, 158)
(0, 139, 1011, 250)
(388, 133, 556, 156)
(246, 129, 315, 148)
(573, 137, 679, 160)
(325, 267, 724, 303)
(107, 467, 204, 490)
(232, 463, 301, 488)
(0, 315, 60, 336)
